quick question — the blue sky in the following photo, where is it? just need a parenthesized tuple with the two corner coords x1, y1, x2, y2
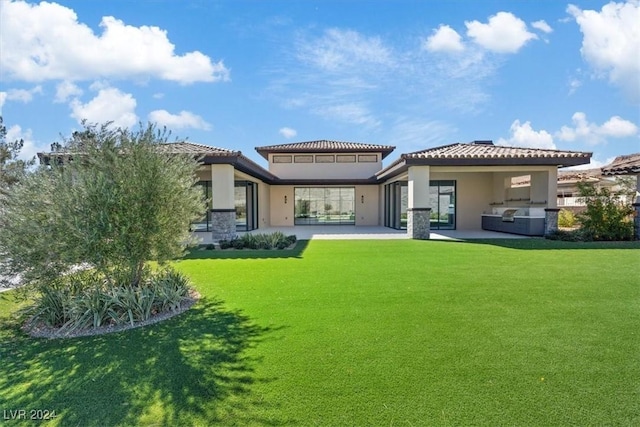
(1, 0, 638, 169)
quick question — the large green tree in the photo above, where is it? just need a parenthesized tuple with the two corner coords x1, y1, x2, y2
(0, 122, 205, 288)
(0, 116, 35, 198)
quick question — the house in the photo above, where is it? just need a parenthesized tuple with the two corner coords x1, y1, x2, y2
(153, 140, 591, 239)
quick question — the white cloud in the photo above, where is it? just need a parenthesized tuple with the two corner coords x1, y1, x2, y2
(5, 125, 40, 162)
(567, 1, 640, 101)
(565, 156, 617, 170)
(498, 120, 556, 149)
(531, 20, 553, 33)
(148, 110, 211, 130)
(70, 87, 138, 129)
(0, 86, 43, 106)
(54, 81, 83, 103)
(568, 77, 583, 94)
(389, 118, 457, 152)
(297, 28, 393, 72)
(424, 25, 465, 53)
(279, 127, 297, 138)
(0, 1, 229, 84)
(312, 103, 380, 128)
(465, 12, 538, 53)
(556, 112, 638, 144)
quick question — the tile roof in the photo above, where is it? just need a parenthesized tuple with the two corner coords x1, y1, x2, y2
(256, 140, 396, 159)
(402, 142, 591, 160)
(376, 141, 592, 179)
(601, 153, 640, 175)
(157, 141, 238, 156)
(557, 168, 602, 183)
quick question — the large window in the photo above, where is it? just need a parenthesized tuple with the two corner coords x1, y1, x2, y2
(294, 187, 355, 225)
(191, 181, 212, 231)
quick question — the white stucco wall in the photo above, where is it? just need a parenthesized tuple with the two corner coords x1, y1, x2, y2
(430, 170, 493, 230)
(269, 184, 381, 226)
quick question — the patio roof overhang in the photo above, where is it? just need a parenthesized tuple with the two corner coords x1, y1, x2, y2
(376, 142, 592, 181)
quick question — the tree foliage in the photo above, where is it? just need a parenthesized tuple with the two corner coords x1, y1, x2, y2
(576, 181, 634, 241)
(0, 122, 206, 288)
(0, 116, 35, 198)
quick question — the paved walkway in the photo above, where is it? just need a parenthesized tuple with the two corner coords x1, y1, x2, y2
(194, 226, 530, 244)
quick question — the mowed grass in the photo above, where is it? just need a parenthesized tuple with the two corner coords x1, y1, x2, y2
(1, 239, 639, 426)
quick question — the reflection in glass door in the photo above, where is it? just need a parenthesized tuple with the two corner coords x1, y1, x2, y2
(384, 181, 408, 230)
(429, 180, 456, 230)
(294, 187, 355, 225)
(235, 181, 258, 231)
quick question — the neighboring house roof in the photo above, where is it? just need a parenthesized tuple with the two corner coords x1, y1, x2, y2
(255, 140, 396, 160)
(556, 169, 605, 187)
(377, 141, 592, 180)
(601, 153, 640, 175)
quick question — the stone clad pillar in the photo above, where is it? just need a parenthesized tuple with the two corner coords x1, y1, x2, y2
(407, 208, 432, 239)
(408, 166, 431, 239)
(544, 208, 560, 236)
(211, 164, 236, 241)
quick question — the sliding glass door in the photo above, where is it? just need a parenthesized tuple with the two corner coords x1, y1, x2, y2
(384, 181, 408, 229)
(294, 187, 355, 225)
(429, 180, 456, 230)
(385, 180, 456, 230)
(235, 181, 257, 231)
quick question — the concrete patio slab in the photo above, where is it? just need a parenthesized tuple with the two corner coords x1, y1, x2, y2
(193, 226, 531, 243)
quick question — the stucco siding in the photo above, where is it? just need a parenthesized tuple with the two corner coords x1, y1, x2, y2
(430, 171, 493, 230)
(354, 185, 380, 225)
(270, 186, 294, 226)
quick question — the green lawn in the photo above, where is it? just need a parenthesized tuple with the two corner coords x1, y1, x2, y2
(1, 239, 639, 426)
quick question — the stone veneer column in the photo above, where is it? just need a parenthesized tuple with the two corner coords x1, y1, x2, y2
(544, 208, 560, 236)
(407, 208, 431, 240)
(407, 165, 431, 240)
(633, 203, 640, 240)
(210, 209, 236, 241)
(211, 164, 236, 241)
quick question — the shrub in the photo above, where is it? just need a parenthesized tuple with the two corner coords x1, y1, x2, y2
(576, 182, 634, 241)
(219, 239, 232, 249)
(205, 243, 216, 250)
(558, 209, 576, 228)
(217, 232, 297, 250)
(231, 239, 245, 250)
(545, 229, 587, 242)
(28, 267, 193, 331)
